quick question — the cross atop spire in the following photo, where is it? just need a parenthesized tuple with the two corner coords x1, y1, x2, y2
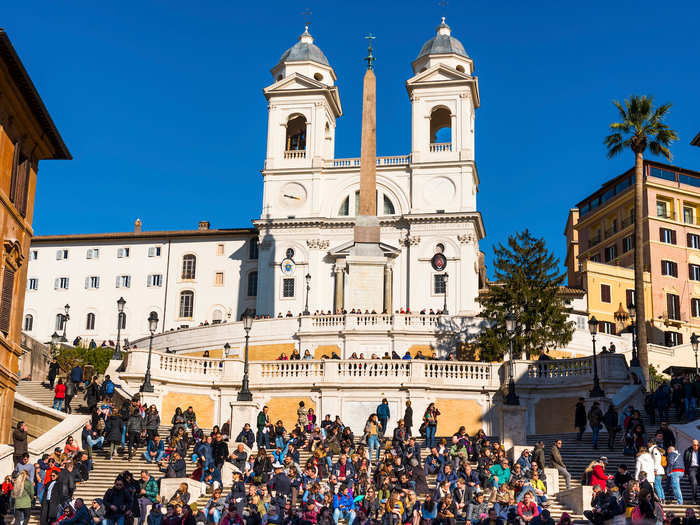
(365, 33, 376, 70)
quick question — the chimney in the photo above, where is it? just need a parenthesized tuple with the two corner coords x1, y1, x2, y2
(134, 218, 142, 233)
(198, 221, 210, 231)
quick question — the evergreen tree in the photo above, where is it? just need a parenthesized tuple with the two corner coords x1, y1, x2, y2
(478, 230, 574, 361)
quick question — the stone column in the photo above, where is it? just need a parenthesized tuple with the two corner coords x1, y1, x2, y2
(498, 404, 528, 453)
(384, 265, 393, 314)
(334, 264, 345, 312)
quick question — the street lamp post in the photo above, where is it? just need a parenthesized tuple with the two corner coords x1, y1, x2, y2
(51, 331, 61, 356)
(303, 273, 311, 316)
(61, 304, 70, 342)
(692, 332, 699, 378)
(442, 273, 449, 315)
(588, 316, 605, 397)
(504, 312, 519, 405)
(140, 311, 159, 393)
(237, 309, 254, 401)
(113, 297, 126, 360)
(629, 305, 640, 367)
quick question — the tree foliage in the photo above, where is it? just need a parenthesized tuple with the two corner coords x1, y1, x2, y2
(55, 346, 114, 376)
(477, 230, 575, 361)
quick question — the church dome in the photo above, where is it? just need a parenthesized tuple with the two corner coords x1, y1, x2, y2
(278, 26, 329, 66)
(416, 18, 469, 60)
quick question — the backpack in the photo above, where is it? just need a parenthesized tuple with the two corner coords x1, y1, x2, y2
(104, 381, 115, 395)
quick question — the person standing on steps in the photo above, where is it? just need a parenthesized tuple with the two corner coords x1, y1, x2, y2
(404, 400, 413, 438)
(423, 402, 440, 449)
(666, 445, 684, 504)
(12, 421, 28, 466)
(257, 406, 271, 449)
(684, 439, 700, 503)
(47, 358, 60, 388)
(550, 439, 571, 490)
(126, 408, 143, 460)
(588, 401, 603, 450)
(574, 398, 586, 441)
(603, 404, 619, 451)
(377, 398, 390, 438)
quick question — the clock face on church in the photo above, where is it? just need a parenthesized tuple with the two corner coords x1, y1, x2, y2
(278, 182, 307, 209)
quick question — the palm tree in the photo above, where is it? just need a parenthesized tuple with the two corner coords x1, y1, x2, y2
(604, 95, 678, 388)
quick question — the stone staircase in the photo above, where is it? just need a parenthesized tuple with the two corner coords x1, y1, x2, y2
(527, 429, 700, 520)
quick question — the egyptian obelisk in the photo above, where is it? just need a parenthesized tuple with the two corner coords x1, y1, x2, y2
(346, 35, 388, 313)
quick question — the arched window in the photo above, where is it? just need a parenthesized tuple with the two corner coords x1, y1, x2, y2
(182, 254, 196, 279)
(212, 309, 223, 324)
(247, 271, 258, 297)
(55, 314, 64, 331)
(338, 197, 350, 216)
(86, 313, 96, 330)
(383, 195, 396, 215)
(430, 107, 452, 146)
(179, 291, 194, 318)
(117, 312, 126, 330)
(286, 115, 307, 151)
(23, 314, 33, 331)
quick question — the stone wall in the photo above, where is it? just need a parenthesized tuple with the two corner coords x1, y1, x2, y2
(162, 392, 216, 429)
(12, 393, 65, 441)
(534, 396, 580, 434)
(265, 396, 317, 431)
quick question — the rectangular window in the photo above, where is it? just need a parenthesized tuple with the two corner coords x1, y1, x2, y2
(147, 274, 163, 287)
(660, 228, 677, 244)
(434, 274, 447, 294)
(688, 233, 700, 249)
(600, 284, 611, 303)
(27, 278, 38, 291)
(179, 292, 194, 318)
(684, 206, 696, 224)
(661, 260, 678, 277)
(148, 246, 161, 257)
(115, 275, 131, 288)
(117, 247, 130, 258)
(215, 272, 224, 286)
(599, 321, 616, 335)
(249, 238, 259, 260)
(692, 298, 700, 318)
(657, 200, 671, 219)
(622, 235, 634, 253)
(665, 331, 683, 347)
(29, 250, 38, 261)
(217, 244, 224, 256)
(0, 267, 15, 335)
(626, 289, 635, 308)
(247, 272, 258, 297)
(604, 244, 617, 263)
(666, 293, 681, 320)
(282, 278, 295, 298)
(54, 277, 69, 290)
(86, 248, 99, 259)
(56, 249, 68, 260)
(690, 264, 700, 281)
(86, 276, 100, 289)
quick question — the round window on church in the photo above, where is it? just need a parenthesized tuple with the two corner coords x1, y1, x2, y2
(286, 248, 295, 260)
(435, 243, 445, 254)
(456, 65, 465, 73)
(314, 73, 323, 82)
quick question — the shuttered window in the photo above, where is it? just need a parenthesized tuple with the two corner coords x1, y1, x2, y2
(0, 267, 16, 335)
(626, 289, 635, 308)
(666, 293, 681, 320)
(600, 284, 611, 303)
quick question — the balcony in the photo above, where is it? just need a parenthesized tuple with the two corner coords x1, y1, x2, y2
(324, 155, 411, 168)
(429, 143, 452, 153)
(588, 235, 601, 248)
(604, 227, 618, 239)
(621, 216, 634, 229)
(284, 150, 306, 159)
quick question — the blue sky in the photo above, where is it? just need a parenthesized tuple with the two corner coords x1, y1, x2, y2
(5, 1, 700, 278)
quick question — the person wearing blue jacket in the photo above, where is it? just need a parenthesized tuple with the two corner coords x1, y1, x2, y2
(377, 399, 390, 437)
(332, 485, 356, 525)
(143, 435, 165, 463)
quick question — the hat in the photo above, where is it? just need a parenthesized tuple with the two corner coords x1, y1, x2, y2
(273, 462, 283, 469)
(600, 456, 608, 464)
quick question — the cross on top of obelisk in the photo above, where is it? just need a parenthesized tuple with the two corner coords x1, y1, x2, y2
(301, 8, 312, 28)
(365, 33, 376, 70)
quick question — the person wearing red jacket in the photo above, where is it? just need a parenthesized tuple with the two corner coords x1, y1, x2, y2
(53, 379, 66, 411)
(590, 459, 612, 491)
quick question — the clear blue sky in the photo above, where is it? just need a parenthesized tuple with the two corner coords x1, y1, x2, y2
(5, 1, 700, 278)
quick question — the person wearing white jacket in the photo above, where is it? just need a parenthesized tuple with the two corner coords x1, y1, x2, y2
(635, 447, 656, 486)
(649, 441, 666, 501)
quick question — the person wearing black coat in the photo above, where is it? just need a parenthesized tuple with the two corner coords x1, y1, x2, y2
(40, 471, 61, 525)
(47, 359, 60, 388)
(85, 378, 100, 413)
(57, 462, 79, 502)
(235, 424, 255, 448)
(404, 401, 414, 437)
(105, 414, 125, 459)
(126, 409, 144, 459)
(103, 478, 133, 523)
(61, 498, 92, 525)
(64, 380, 77, 414)
(212, 434, 229, 471)
(575, 398, 587, 441)
(12, 421, 28, 466)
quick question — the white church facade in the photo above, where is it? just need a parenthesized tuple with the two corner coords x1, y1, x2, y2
(23, 19, 486, 345)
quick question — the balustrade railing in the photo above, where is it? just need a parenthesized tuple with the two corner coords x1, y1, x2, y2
(311, 315, 345, 327)
(158, 354, 223, 378)
(324, 155, 411, 168)
(424, 361, 494, 382)
(429, 143, 452, 153)
(338, 360, 412, 378)
(284, 150, 306, 159)
(256, 360, 325, 379)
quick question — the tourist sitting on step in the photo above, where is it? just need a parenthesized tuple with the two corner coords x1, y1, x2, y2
(204, 488, 226, 523)
(160, 451, 186, 479)
(143, 435, 165, 463)
(89, 498, 106, 525)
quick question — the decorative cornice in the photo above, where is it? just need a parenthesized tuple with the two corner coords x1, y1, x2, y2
(457, 233, 475, 245)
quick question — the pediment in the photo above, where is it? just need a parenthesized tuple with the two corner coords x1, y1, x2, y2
(329, 240, 400, 257)
(407, 64, 470, 85)
(265, 73, 326, 93)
